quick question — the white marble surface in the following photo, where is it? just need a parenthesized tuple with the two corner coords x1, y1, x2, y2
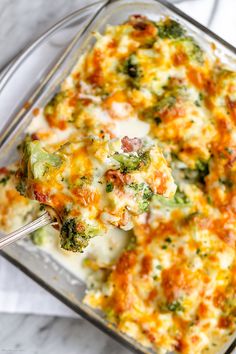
(0, 313, 130, 354)
(0, 0, 235, 353)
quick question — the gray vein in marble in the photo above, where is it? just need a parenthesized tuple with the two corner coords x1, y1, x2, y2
(0, 0, 96, 70)
(207, 0, 221, 26)
(172, 0, 200, 4)
(0, 313, 131, 354)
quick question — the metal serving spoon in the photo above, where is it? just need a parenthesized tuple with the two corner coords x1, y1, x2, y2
(0, 212, 54, 249)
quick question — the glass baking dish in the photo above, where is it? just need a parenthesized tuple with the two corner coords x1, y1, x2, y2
(1, 1, 236, 353)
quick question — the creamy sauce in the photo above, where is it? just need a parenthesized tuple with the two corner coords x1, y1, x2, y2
(30, 225, 129, 282)
(115, 116, 150, 137)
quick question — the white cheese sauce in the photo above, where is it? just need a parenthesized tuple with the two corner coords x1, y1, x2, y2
(35, 224, 129, 282)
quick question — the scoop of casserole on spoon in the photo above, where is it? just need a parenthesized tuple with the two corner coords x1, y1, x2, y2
(0, 135, 176, 251)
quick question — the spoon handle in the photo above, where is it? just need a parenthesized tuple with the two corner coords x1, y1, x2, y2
(0, 212, 52, 250)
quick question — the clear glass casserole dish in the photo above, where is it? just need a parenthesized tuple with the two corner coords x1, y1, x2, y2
(1, 1, 236, 353)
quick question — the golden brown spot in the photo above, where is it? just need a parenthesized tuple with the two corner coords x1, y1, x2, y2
(32, 107, 40, 116)
(226, 95, 236, 123)
(140, 254, 152, 276)
(147, 288, 158, 302)
(161, 265, 195, 302)
(72, 188, 98, 208)
(218, 316, 232, 329)
(87, 49, 104, 86)
(173, 51, 187, 66)
(213, 288, 226, 309)
(197, 302, 208, 318)
(187, 67, 205, 89)
(105, 169, 130, 188)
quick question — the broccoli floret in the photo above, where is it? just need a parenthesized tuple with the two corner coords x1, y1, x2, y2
(156, 19, 204, 64)
(138, 198, 151, 212)
(157, 19, 186, 39)
(123, 54, 140, 79)
(219, 177, 233, 189)
(171, 151, 209, 188)
(142, 37, 156, 49)
(156, 95, 177, 112)
(30, 227, 47, 246)
(182, 168, 202, 184)
(143, 184, 154, 199)
(140, 184, 154, 212)
(129, 182, 154, 212)
(153, 194, 190, 209)
(24, 141, 62, 179)
(113, 151, 150, 174)
(142, 85, 186, 121)
(180, 159, 209, 185)
(178, 37, 204, 64)
(122, 54, 142, 89)
(195, 159, 209, 183)
(16, 180, 26, 196)
(44, 92, 66, 117)
(0, 174, 10, 186)
(143, 103, 172, 121)
(195, 159, 209, 173)
(60, 218, 99, 252)
(166, 300, 184, 312)
(106, 182, 114, 193)
(154, 117, 162, 125)
(126, 234, 137, 251)
(174, 187, 189, 204)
